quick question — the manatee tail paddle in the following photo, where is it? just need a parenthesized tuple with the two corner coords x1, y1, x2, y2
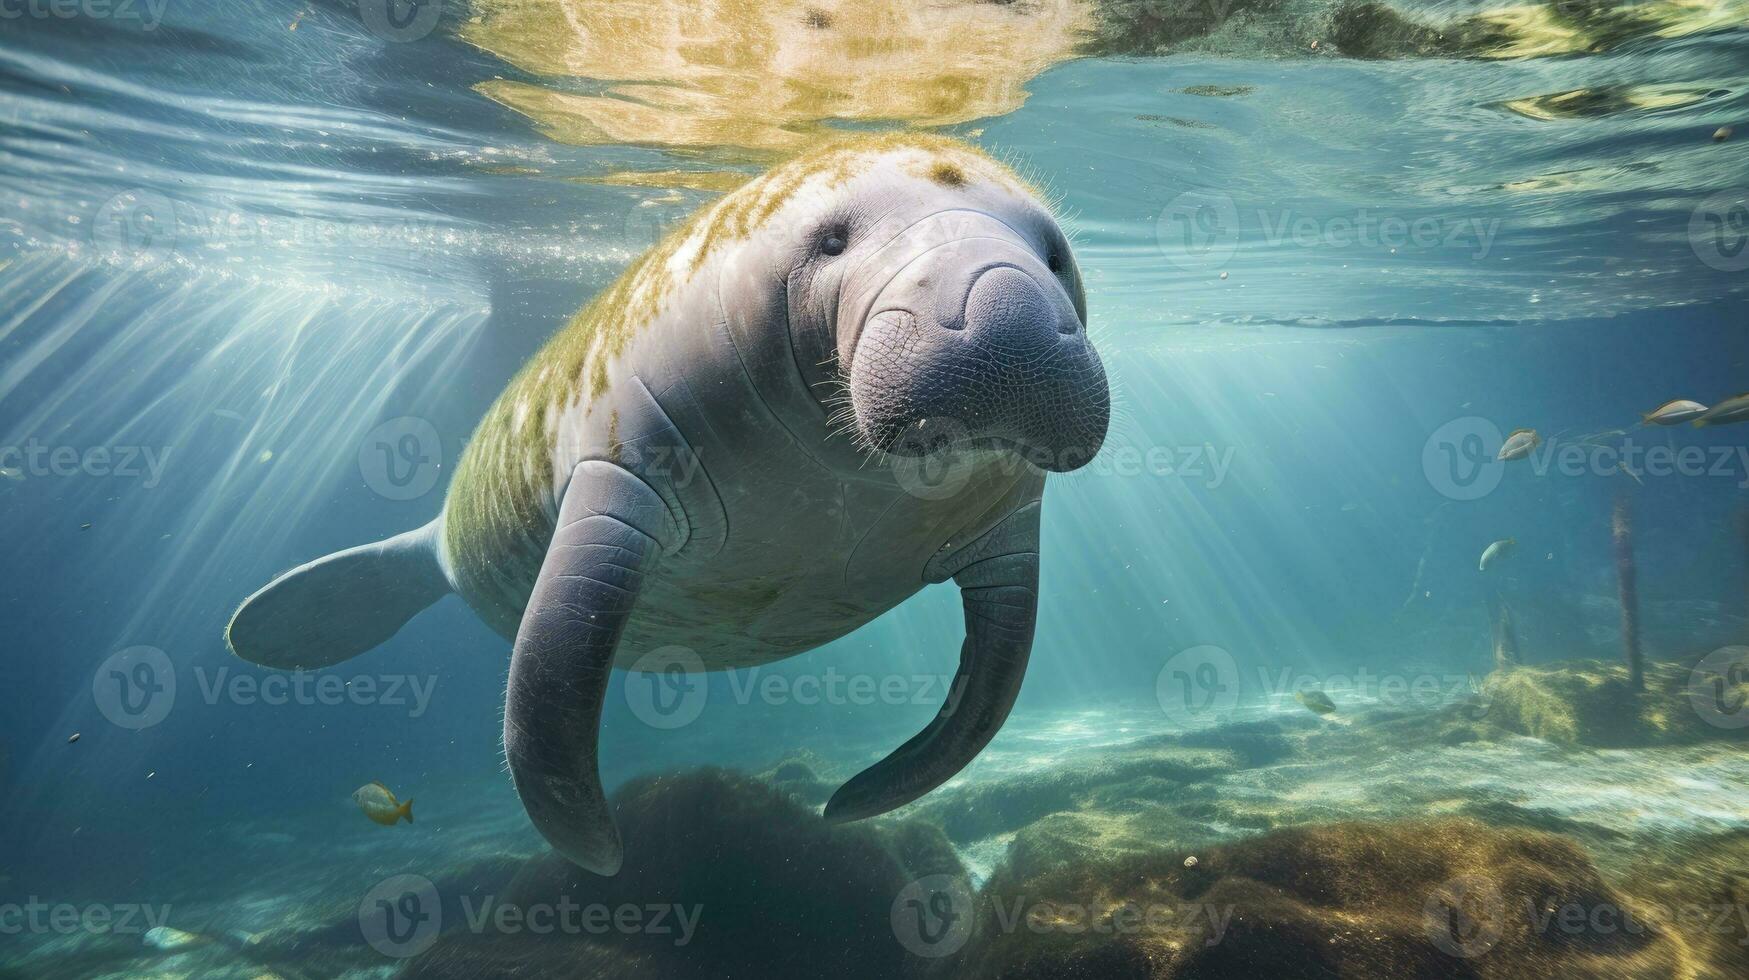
(226, 519, 452, 669)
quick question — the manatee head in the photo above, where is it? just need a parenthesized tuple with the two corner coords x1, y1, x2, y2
(732, 134, 1110, 475)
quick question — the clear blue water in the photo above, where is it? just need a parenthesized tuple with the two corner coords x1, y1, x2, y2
(3, 2, 1748, 978)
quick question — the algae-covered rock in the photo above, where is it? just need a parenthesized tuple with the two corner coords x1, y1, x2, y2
(1482, 658, 1749, 748)
(758, 750, 837, 806)
(404, 768, 964, 980)
(1619, 830, 1749, 980)
(951, 818, 1694, 978)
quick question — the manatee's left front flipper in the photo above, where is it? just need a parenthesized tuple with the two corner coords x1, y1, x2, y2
(505, 461, 677, 875)
(824, 501, 1041, 823)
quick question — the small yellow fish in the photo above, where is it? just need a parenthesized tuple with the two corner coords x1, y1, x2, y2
(1496, 428, 1539, 461)
(1479, 537, 1516, 572)
(1295, 690, 1337, 716)
(1694, 393, 1749, 428)
(353, 782, 414, 826)
(1643, 399, 1707, 425)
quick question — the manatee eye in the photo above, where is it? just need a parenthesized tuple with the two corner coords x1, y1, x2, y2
(1046, 250, 1064, 275)
(821, 231, 847, 257)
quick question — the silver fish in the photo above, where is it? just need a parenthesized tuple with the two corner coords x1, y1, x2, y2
(1643, 399, 1707, 425)
(1497, 428, 1539, 461)
(1694, 393, 1749, 428)
(1479, 537, 1516, 572)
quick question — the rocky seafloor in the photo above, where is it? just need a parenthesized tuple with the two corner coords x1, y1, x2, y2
(6, 655, 1748, 980)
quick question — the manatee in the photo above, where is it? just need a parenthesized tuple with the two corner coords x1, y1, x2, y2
(225, 134, 1110, 874)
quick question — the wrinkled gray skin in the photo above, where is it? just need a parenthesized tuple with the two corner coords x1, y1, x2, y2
(500, 153, 1109, 875)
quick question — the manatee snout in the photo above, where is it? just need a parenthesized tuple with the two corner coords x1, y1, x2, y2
(848, 230, 1109, 472)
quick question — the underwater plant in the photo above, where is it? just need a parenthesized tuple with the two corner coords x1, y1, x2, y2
(1612, 491, 1644, 692)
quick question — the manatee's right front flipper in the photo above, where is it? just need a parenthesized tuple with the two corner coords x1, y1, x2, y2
(505, 461, 676, 875)
(825, 500, 1041, 823)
